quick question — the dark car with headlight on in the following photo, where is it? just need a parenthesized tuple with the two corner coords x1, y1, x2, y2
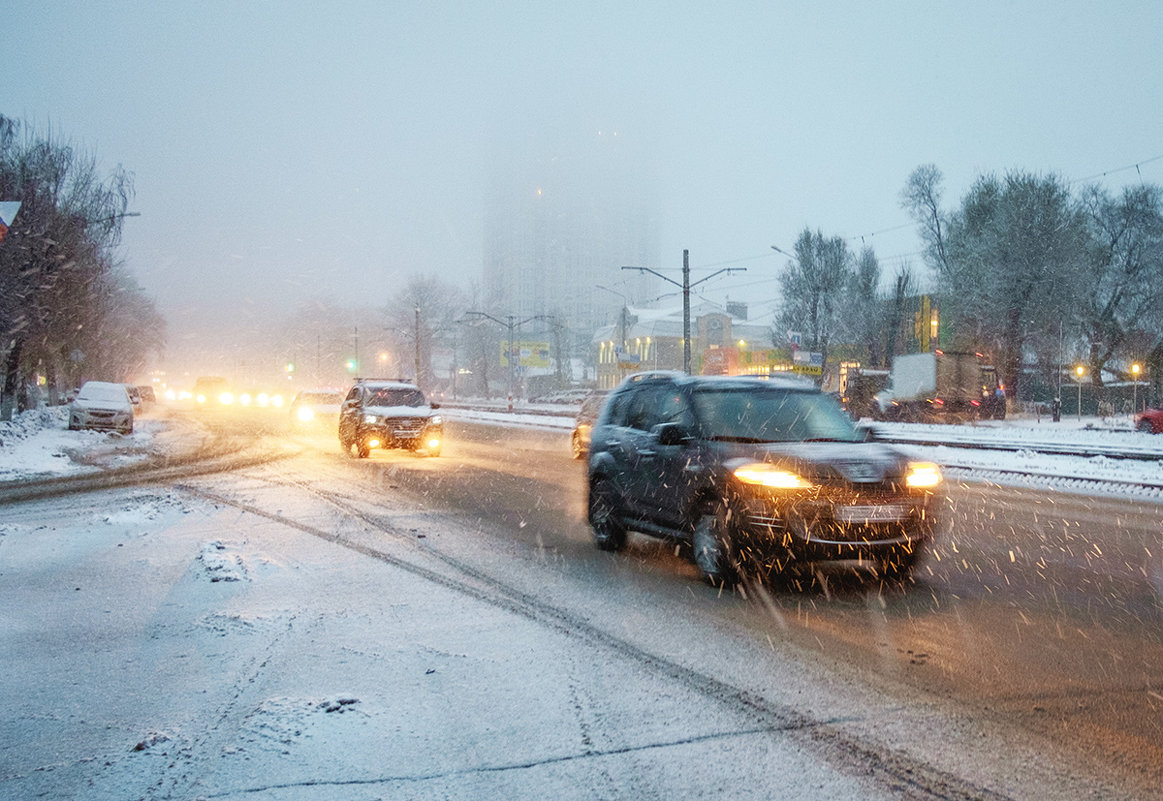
(586, 371, 942, 586)
(338, 379, 442, 457)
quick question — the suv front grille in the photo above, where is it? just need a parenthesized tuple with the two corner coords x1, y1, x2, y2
(386, 417, 426, 436)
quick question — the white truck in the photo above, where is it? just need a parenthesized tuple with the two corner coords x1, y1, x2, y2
(874, 350, 1005, 421)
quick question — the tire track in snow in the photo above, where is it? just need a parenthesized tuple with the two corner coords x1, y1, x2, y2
(177, 476, 1012, 801)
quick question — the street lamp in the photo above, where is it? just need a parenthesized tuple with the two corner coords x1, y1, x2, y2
(623, 250, 745, 374)
(1131, 363, 1141, 415)
(1075, 365, 1085, 421)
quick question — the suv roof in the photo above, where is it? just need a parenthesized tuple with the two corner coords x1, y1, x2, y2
(351, 377, 419, 389)
(620, 371, 817, 391)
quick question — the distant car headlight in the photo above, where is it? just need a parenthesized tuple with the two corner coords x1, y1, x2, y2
(239, 392, 253, 406)
(297, 406, 315, 422)
(733, 463, 813, 489)
(255, 392, 269, 406)
(905, 462, 942, 488)
(271, 394, 284, 408)
(429, 415, 443, 426)
(363, 414, 378, 424)
(219, 392, 234, 405)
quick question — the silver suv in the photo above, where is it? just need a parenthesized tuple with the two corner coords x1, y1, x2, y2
(338, 379, 442, 458)
(586, 372, 942, 586)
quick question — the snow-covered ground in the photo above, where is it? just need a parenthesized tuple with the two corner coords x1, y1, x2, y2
(3, 405, 1159, 800)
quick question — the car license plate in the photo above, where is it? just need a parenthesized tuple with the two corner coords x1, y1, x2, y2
(836, 504, 907, 523)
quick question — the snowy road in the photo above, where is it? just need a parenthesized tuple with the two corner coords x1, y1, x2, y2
(2, 411, 1161, 799)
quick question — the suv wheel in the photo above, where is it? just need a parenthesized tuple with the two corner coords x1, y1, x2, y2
(588, 478, 627, 551)
(692, 499, 739, 586)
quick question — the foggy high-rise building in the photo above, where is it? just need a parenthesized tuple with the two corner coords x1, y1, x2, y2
(483, 130, 661, 349)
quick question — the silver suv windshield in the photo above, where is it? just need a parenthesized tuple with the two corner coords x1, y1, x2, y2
(691, 387, 860, 443)
(366, 388, 425, 407)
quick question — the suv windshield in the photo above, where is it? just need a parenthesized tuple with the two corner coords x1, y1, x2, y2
(366, 388, 425, 407)
(692, 386, 860, 443)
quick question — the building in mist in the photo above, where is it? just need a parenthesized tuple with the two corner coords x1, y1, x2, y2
(483, 130, 661, 370)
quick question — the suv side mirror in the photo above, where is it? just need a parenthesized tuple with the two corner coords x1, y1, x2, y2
(430, 402, 441, 410)
(857, 424, 877, 442)
(655, 422, 691, 447)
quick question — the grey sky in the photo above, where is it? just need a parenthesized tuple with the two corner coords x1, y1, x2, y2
(5, 1, 1162, 369)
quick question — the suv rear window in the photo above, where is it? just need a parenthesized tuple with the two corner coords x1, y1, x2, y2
(692, 386, 860, 443)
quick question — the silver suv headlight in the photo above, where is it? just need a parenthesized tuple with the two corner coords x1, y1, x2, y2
(363, 414, 378, 424)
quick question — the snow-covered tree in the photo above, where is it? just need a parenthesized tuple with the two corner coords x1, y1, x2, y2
(776, 228, 854, 372)
(0, 115, 159, 416)
(1078, 184, 1163, 388)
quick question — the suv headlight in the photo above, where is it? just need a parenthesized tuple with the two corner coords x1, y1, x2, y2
(905, 462, 942, 488)
(363, 414, 378, 424)
(733, 463, 813, 489)
(429, 414, 443, 426)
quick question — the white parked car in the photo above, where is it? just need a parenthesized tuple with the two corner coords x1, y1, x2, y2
(68, 381, 134, 434)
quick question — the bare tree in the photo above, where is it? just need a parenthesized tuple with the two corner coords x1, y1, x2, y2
(883, 263, 918, 365)
(901, 164, 951, 279)
(384, 275, 467, 392)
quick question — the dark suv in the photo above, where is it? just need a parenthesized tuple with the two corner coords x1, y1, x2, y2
(586, 372, 942, 585)
(338, 379, 442, 457)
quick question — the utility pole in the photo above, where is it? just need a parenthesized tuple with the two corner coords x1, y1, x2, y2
(682, 249, 691, 374)
(596, 284, 634, 381)
(623, 251, 745, 375)
(414, 307, 422, 389)
(461, 311, 553, 408)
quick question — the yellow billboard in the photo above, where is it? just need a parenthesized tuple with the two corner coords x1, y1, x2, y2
(500, 341, 551, 368)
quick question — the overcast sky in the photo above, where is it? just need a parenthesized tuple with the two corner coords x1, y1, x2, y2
(5, 1, 1162, 370)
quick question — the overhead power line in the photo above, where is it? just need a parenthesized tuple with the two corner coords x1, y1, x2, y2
(1069, 154, 1163, 185)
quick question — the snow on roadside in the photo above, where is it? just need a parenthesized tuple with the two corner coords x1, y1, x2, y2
(4, 403, 1163, 502)
(0, 406, 170, 480)
(446, 406, 1163, 501)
